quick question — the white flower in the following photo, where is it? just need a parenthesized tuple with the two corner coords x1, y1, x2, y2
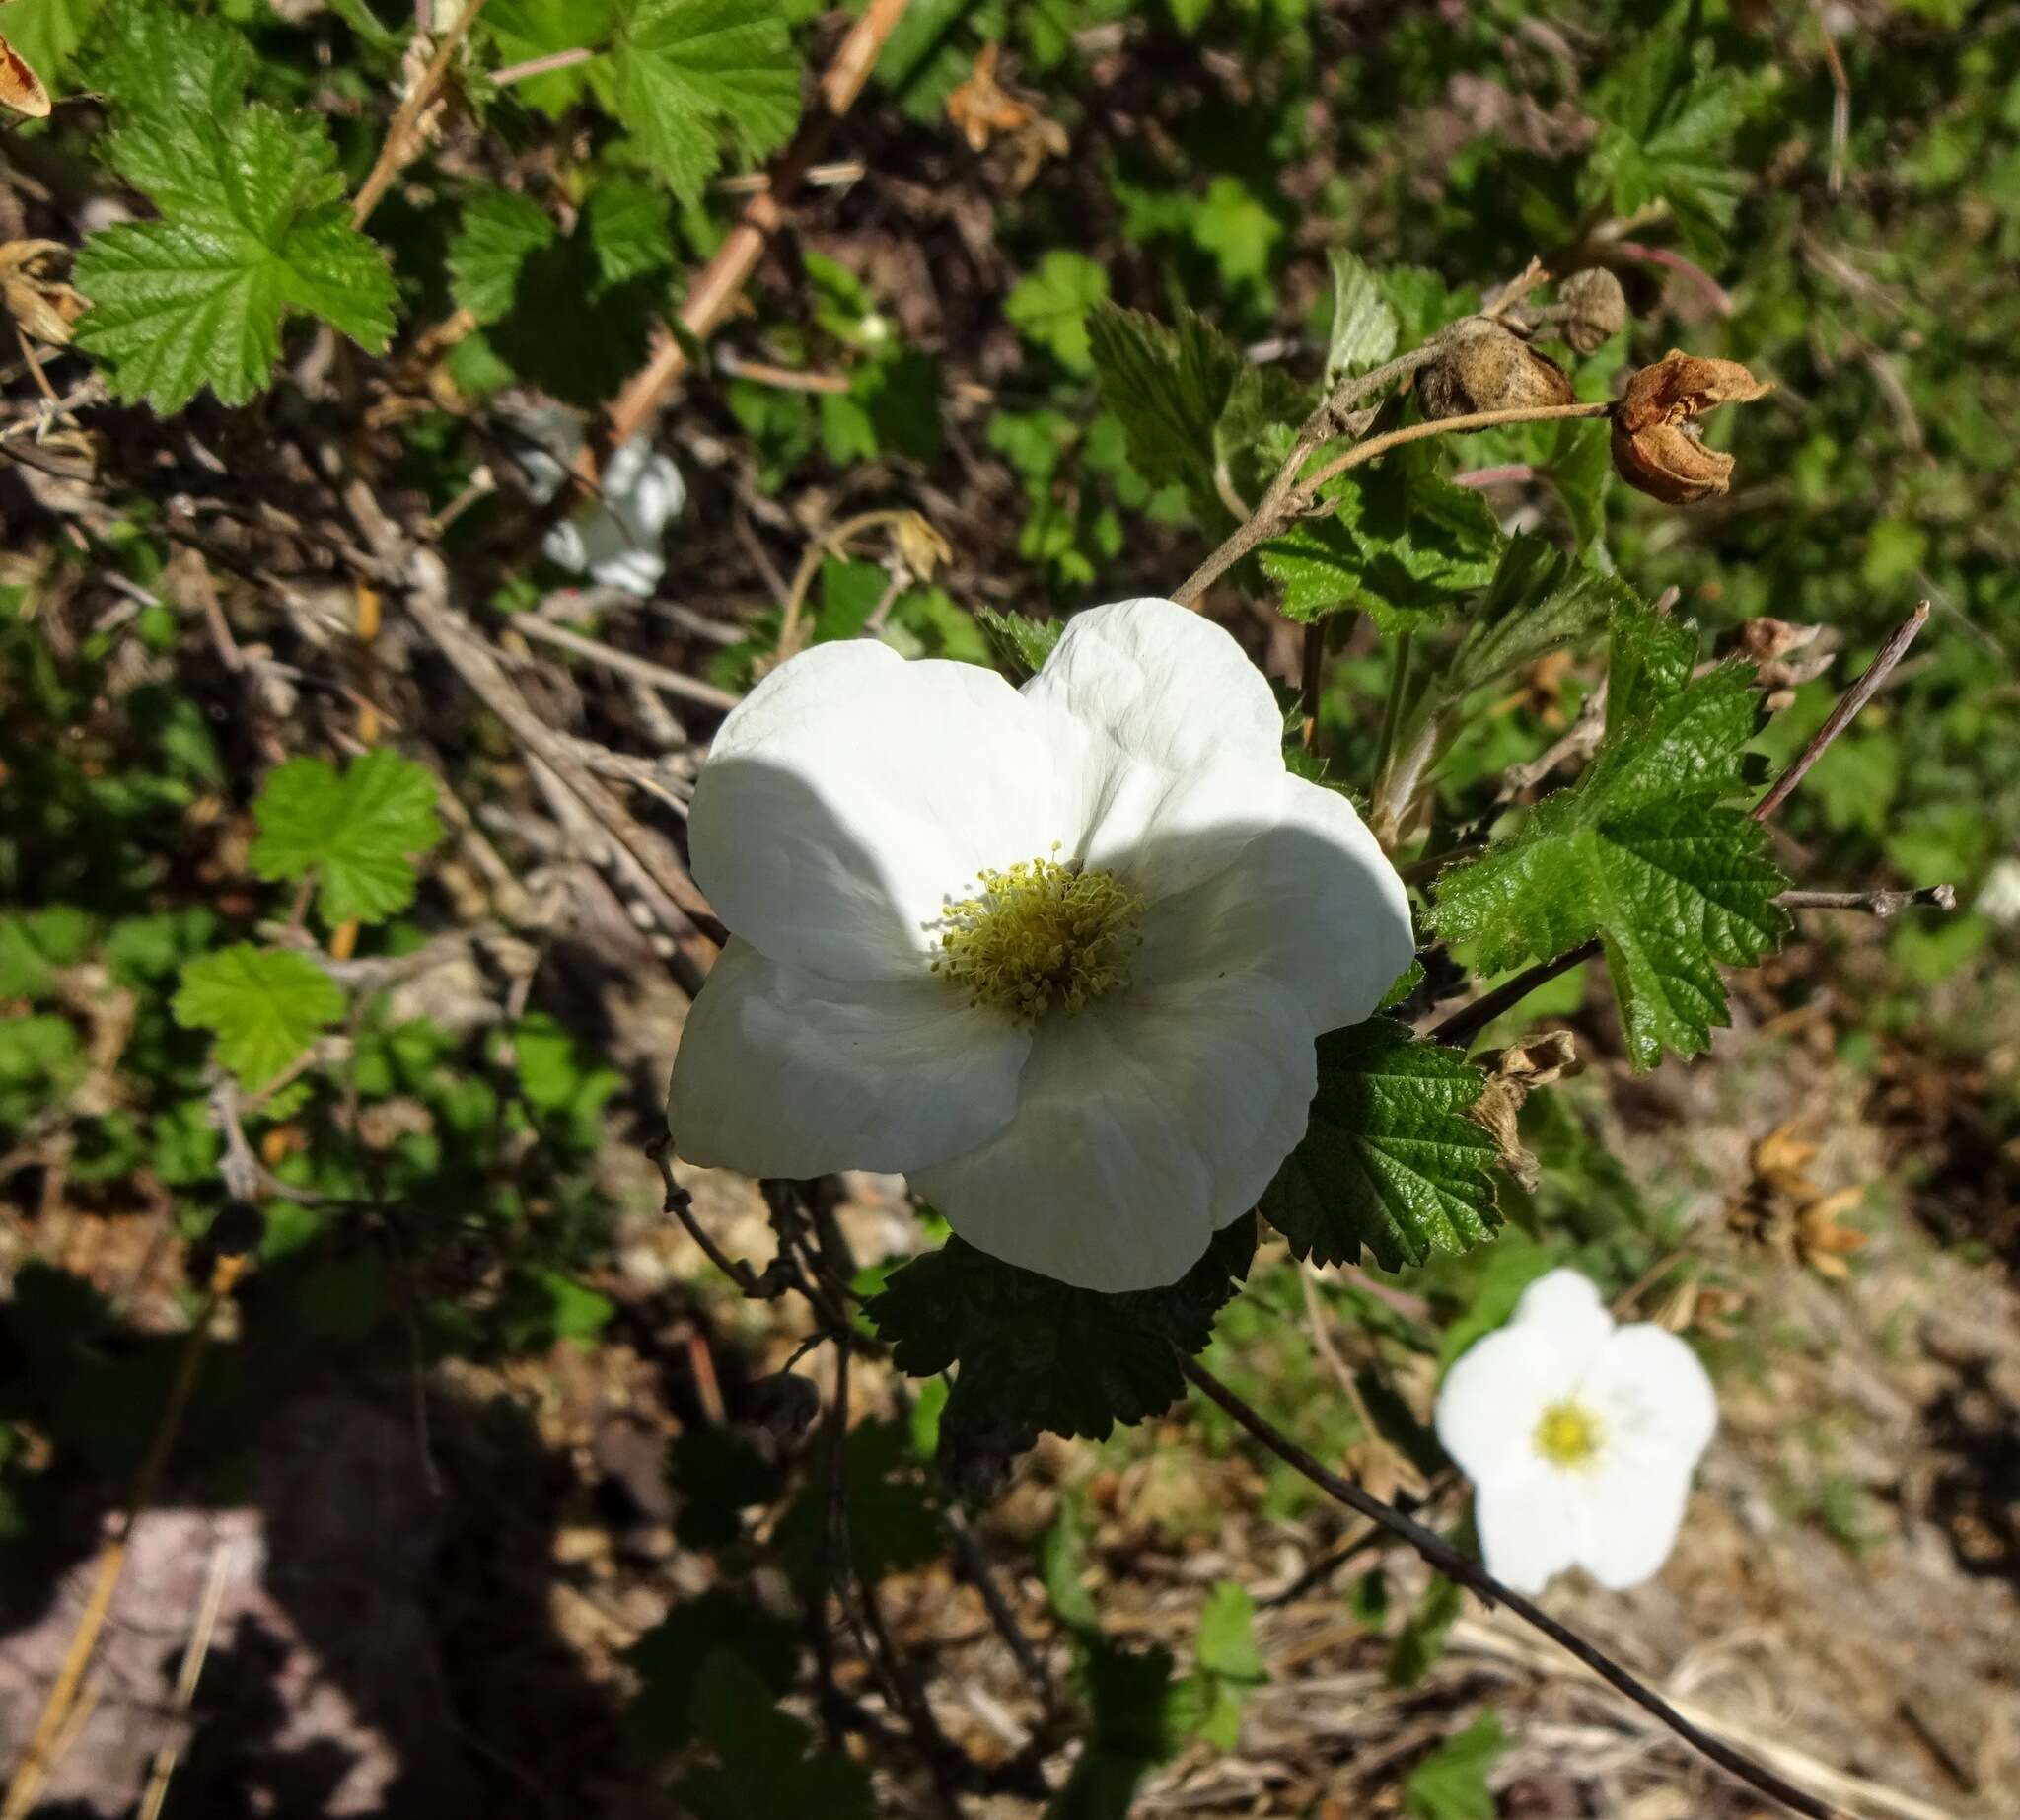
(516, 408, 686, 598)
(1979, 857, 2020, 929)
(1435, 1269, 1717, 1594)
(667, 598, 1414, 1292)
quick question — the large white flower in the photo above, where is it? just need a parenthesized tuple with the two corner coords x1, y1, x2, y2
(667, 598, 1414, 1292)
(1435, 1269, 1717, 1594)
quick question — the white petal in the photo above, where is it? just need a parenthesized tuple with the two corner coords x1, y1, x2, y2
(668, 940, 1030, 1177)
(1509, 1267, 1617, 1369)
(1571, 1457, 1696, 1591)
(1136, 768, 1415, 1030)
(1474, 1465, 1581, 1594)
(1023, 598, 1285, 775)
(1435, 1324, 1591, 1486)
(689, 642, 1070, 979)
(1583, 1324, 1718, 1466)
(910, 974, 1314, 1292)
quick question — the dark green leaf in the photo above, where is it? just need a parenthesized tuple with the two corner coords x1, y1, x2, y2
(1405, 1711, 1508, 1820)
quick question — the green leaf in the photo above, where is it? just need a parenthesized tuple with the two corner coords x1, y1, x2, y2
(776, 1418, 941, 1591)
(1261, 1019, 1499, 1273)
(1190, 175, 1281, 286)
(0, 908, 94, 999)
(874, 0, 1007, 123)
(1544, 417, 1613, 550)
(624, 1591, 799, 1758)
(1443, 537, 1637, 698)
(81, 0, 254, 126)
(173, 945, 344, 1088)
(1584, 32, 1752, 254)
(974, 605, 1061, 679)
(1182, 1579, 1266, 1750)
(1261, 459, 1503, 630)
(608, 0, 800, 205)
(1086, 302, 1241, 518)
(1387, 1566, 1462, 1686)
(812, 558, 888, 642)
(249, 750, 444, 928)
(74, 106, 396, 412)
(1006, 251, 1110, 374)
(3, 0, 106, 91)
(867, 1222, 1255, 1441)
(1404, 1711, 1508, 1820)
(1432, 617, 1792, 1070)
(482, 0, 617, 114)
(447, 189, 557, 324)
(1323, 249, 1399, 391)
(679, 1655, 876, 1820)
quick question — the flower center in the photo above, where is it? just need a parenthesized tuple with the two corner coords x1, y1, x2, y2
(930, 849, 1144, 1024)
(1533, 1399, 1605, 1470)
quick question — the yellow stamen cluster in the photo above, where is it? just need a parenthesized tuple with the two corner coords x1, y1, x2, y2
(1533, 1399, 1605, 1470)
(930, 849, 1144, 1024)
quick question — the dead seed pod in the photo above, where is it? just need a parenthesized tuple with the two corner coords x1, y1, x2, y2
(1552, 267, 1628, 354)
(1417, 317, 1575, 426)
(1612, 347, 1773, 504)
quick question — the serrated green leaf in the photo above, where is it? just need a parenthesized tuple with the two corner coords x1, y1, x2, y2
(0, 908, 94, 999)
(82, 0, 253, 125)
(1324, 249, 1399, 391)
(1432, 633, 1792, 1069)
(1262, 459, 1502, 630)
(248, 750, 444, 927)
(608, 0, 800, 204)
(624, 1591, 799, 1758)
(1262, 1019, 1499, 1273)
(1404, 1711, 1508, 1820)
(1191, 174, 1281, 286)
(482, 0, 617, 115)
(1086, 302, 1241, 519)
(679, 1655, 876, 1820)
(867, 1222, 1254, 1441)
(775, 1418, 941, 1591)
(1006, 250, 1110, 374)
(1183, 1579, 1266, 1750)
(1544, 416, 1612, 550)
(74, 105, 396, 412)
(1444, 536, 1637, 697)
(974, 605, 1061, 679)
(812, 557, 887, 641)
(447, 189, 556, 323)
(173, 945, 344, 1088)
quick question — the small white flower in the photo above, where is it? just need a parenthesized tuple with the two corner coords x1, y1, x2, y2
(668, 599, 1414, 1292)
(1979, 857, 2020, 929)
(515, 407, 686, 598)
(1435, 1269, 1717, 1593)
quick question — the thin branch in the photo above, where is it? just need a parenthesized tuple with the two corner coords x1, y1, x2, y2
(1428, 940, 1598, 1051)
(1177, 1353, 1851, 1820)
(1298, 621, 1325, 752)
(489, 45, 593, 87)
(352, 0, 491, 230)
(1777, 884, 1956, 916)
(1752, 604, 1929, 823)
(511, 612, 742, 712)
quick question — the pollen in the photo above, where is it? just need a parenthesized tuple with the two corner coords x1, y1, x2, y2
(930, 847, 1145, 1024)
(1533, 1399, 1605, 1470)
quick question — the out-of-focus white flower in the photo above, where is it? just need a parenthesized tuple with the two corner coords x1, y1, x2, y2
(515, 407, 685, 598)
(1435, 1269, 1716, 1593)
(668, 598, 1414, 1292)
(1979, 857, 2020, 929)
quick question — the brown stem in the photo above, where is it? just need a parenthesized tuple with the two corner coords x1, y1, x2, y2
(1177, 1352, 1852, 1820)
(1777, 884, 1956, 916)
(352, 0, 492, 230)
(1298, 621, 1325, 752)
(1751, 604, 1928, 823)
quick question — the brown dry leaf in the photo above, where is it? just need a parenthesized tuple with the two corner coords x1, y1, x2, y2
(947, 45, 1032, 152)
(1341, 1436, 1428, 1504)
(1653, 1275, 1749, 1340)
(1612, 347, 1773, 504)
(1726, 1122, 1871, 1279)
(0, 240, 85, 346)
(1466, 1029, 1581, 1189)
(0, 29, 49, 118)
(892, 509, 952, 582)
(1737, 616, 1837, 709)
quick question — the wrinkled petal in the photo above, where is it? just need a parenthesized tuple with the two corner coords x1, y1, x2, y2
(1435, 1324, 1590, 1486)
(690, 641, 1076, 980)
(1023, 597, 1284, 775)
(1135, 768, 1414, 1031)
(668, 940, 1030, 1177)
(1583, 1324, 1717, 1464)
(1474, 1465, 1581, 1594)
(1572, 1456, 1696, 1591)
(1509, 1267, 1617, 1370)
(911, 974, 1314, 1292)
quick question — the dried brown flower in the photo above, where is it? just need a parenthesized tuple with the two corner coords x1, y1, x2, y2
(1611, 348, 1773, 505)
(1553, 267, 1627, 354)
(1418, 318, 1575, 425)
